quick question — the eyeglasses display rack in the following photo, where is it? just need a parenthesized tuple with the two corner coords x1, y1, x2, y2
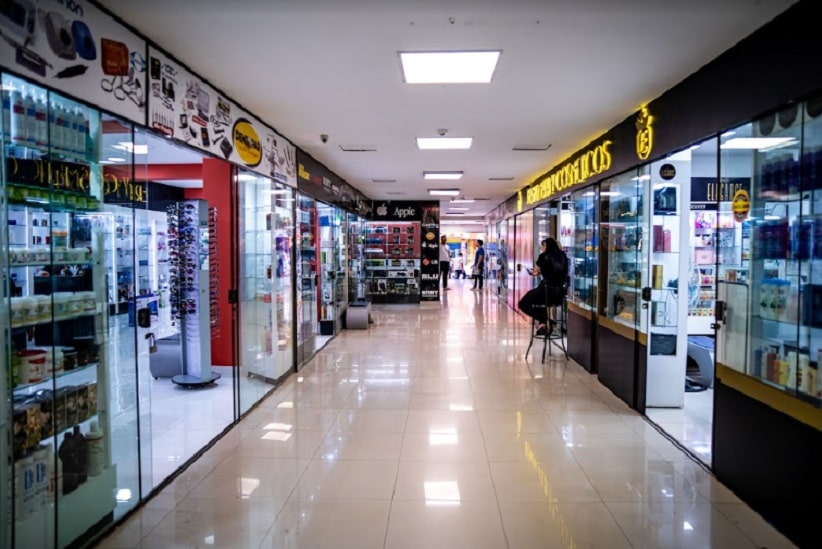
(165, 200, 218, 387)
(2, 75, 116, 547)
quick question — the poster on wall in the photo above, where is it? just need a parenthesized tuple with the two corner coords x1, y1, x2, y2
(0, 0, 146, 123)
(147, 46, 296, 185)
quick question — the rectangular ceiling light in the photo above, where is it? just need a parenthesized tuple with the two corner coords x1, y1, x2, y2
(424, 171, 463, 180)
(400, 50, 501, 84)
(416, 137, 473, 150)
(113, 142, 148, 155)
(448, 207, 469, 211)
(429, 189, 461, 196)
(720, 137, 797, 150)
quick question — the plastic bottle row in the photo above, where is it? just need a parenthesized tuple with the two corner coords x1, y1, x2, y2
(2, 87, 89, 157)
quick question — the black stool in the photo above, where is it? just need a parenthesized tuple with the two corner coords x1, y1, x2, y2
(525, 288, 568, 363)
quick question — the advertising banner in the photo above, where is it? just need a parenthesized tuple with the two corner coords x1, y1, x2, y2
(418, 203, 440, 302)
(147, 46, 296, 185)
(0, 0, 146, 123)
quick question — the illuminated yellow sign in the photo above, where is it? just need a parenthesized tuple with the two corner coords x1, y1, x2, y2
(517, 189, 523, 212)
(525, 140, 612, 206)
(635, 106, 654, 160)
(233, 118, 262, 167)
(732, 189, 750, 221)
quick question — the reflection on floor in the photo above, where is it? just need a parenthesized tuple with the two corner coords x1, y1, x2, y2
(97, 284, 793, 549)
(107, 315, 274, 520)
(646, 389, 714, 465)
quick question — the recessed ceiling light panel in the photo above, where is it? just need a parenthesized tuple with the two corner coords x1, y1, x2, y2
(424, 171, 463, 180)
(400, 50, 501, 84)
(416, 137, 473, 150)
(428, 189, 461, 196)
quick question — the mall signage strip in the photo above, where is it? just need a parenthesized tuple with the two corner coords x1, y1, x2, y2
(146, 47, 297, 186)
(0, 0, 299, 185)
(297, 150, 372, 214)
(0, 0, 146, 123)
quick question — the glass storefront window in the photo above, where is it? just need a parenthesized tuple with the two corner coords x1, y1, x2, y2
(719, 101, 818, 401)
(569, 187, 598, 311)
(238, 171, 294, 397)
(2, 74, 141, 547)
(601, 171, 643, 328)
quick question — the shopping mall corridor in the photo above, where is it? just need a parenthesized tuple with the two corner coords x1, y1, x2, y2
(95, 280, 794, 549)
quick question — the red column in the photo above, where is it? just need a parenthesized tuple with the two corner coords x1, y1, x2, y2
(184, 158, 234, 367)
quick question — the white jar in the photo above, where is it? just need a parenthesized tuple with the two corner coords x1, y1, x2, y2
(53, 293, 71, 319)
(81, 291, 96, 313)
(10, 297, 25, 327)
(67, 293, 84, 316)
(34, 295, 50, 322)
(33, 247, 50, 264)
(45, 347, 64, 375)
(19, 296, 37, 324)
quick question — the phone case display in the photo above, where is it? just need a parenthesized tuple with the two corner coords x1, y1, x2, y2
(318, 205, 342, 335)
(570, 189, 597, 310)
(364, 222, 421, 304)
(347, 213, 365, 302)
(3, 77, 116, 547)
(603, 183, 644, 327)
(296, 195, 317, 357)
(165, 200, 217, 386)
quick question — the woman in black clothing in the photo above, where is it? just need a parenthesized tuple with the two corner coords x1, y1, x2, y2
(522, 238, 569, 335)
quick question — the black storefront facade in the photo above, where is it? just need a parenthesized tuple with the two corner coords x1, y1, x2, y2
(490, 2, 822, 546)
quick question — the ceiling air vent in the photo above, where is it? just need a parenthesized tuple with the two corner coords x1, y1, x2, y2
(339, 144, 377, 152)
(512, 144, 552, 151)
(371, 178, 397, 183)
(488, 177, 514, 181)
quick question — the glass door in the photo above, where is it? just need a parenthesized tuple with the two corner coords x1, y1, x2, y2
(597, 170, 644, 408)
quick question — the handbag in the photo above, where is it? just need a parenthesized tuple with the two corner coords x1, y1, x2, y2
(471, 265, 481, 276)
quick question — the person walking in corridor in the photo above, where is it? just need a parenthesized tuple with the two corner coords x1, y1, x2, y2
(471, 239, 485, 291)
(439, 235, 451, 291)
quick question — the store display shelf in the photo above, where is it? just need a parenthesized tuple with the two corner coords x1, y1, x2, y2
(9, 259, 92, 268)
(12, 362, 98, 393)
(11, 311, 101, 330)
(6, 183, 98, 210)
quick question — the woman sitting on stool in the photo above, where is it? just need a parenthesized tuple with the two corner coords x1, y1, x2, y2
(519, 238, 569, 336)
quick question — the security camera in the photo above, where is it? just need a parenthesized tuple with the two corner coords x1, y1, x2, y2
(320, 134, 329, 143)
(437, 128, 448, 137)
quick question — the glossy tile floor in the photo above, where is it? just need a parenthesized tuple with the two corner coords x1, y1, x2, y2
(95, 281, 795, 549)
(646, 388, 714, 466)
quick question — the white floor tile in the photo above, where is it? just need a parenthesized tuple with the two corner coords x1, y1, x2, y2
(95, 299, 792, 549)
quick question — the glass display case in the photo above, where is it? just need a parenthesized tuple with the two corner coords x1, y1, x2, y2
(569, 188, 598, 311)
(363, 221, 421, 304)
(2, 74, 118, 547)
(317, 203, 341, 335)
(717, 100, 822, 405)
(296, 194, 317, 362)
(347, 212, 365, 303)
(601, 172, 644, 328)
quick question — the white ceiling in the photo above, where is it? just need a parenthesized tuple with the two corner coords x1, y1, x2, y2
(98, 0, 797, 218)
